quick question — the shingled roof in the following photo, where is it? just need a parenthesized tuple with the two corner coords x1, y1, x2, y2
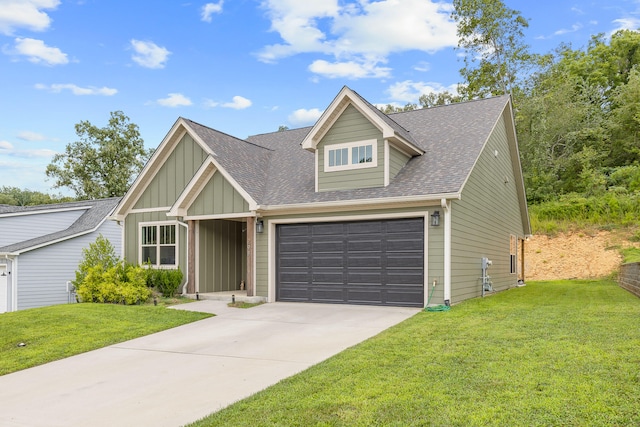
(0, 197, 121, 254)
(180, 93, 511, 207)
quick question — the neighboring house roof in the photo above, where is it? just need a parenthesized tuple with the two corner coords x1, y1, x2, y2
(0, 197, 121, 255)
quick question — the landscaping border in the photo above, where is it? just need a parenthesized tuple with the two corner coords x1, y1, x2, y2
(619, 262, 640, 298)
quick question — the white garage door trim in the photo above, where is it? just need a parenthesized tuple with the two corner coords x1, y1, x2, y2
(268, 212, 430, 305)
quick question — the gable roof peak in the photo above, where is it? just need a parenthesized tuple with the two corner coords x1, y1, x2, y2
(300, 86, 422, 155)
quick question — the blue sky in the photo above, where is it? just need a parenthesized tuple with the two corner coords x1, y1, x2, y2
(1, 0, 639, 195)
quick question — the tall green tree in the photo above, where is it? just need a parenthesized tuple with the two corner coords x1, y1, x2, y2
(451, 0, 535, 99)
(0, 186, 74, 206)
(46, 111, 152, 200)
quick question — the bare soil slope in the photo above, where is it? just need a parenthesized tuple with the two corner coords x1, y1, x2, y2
(525, 231, 638, 281)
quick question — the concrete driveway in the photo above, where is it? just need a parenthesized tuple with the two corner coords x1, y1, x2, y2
(0, 301, 418, 427)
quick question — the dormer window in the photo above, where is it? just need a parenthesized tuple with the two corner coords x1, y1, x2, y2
(324, 139, 377, 172)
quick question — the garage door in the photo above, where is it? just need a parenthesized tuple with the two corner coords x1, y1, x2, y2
(276, 218, 424, 307)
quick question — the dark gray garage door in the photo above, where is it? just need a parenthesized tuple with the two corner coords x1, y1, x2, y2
(276, 218, 424, 307)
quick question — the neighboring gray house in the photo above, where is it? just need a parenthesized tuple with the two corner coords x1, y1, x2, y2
(0, 198, 121, 313)
(114, 86, 531, 308)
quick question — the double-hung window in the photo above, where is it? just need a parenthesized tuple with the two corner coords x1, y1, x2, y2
(141, 223, 177, 267)
(324, 139, 377, 172)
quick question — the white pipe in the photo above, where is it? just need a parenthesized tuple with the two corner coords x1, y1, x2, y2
(177, 220, 189, 295)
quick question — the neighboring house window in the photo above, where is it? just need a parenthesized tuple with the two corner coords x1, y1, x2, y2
(140, 223, 177, 267)
(324, 139, 377, 172)
(510, 235, 517, 274)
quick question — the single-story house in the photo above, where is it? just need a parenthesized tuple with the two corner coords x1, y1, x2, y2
(113, 86, 531, 308)
(0, 197, 121, 313)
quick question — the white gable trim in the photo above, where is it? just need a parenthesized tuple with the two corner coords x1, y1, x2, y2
(300, 87, 422, 155)
(166, 155, 258, 218)
(114, 118, 215, 221)
(167, 157, 218, 217)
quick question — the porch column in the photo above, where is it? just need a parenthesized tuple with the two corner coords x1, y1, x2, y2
(187, 220, 196, 294)
(246, 217, 255, 297)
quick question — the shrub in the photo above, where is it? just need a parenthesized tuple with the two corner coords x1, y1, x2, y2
(146, 268, 184, 297)
(76, 262, 151, 305)
(73, 234, 119, 289)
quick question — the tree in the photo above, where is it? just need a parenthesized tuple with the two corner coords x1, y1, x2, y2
(418, 91, 463, 108)
(451, 0, 535, 99)
(0, 186, 73, 206)
(46, 111, 152, 200)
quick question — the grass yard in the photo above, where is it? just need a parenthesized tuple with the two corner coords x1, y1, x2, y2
(189, 280, 640, 427)
(0, 303, 211, 376)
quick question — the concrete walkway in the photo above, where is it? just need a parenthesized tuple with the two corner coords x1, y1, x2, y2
(0, 301, 419, 427)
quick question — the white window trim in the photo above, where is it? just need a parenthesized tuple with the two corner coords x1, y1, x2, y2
(139, 221, 179, 269)
(323, 139, 378, 172)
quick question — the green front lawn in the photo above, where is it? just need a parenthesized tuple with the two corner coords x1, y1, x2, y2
(190, 280, 640, 426)
(0, 303, 211, 376)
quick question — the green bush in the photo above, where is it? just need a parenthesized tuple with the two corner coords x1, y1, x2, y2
(146, 268, 184, 297)
(73, 234, 119, 288)
(76, 263, 151, 305)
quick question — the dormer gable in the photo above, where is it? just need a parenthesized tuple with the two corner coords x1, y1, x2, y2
(300, 86, 424, 192)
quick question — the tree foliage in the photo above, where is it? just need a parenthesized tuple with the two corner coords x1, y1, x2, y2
(0, 186, 74, 206)
(451, 0, 535, 99)
(46, 111, 152, 200)
(516, 30, 640, 202)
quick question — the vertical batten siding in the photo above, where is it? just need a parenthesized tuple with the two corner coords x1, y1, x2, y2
(317, 105, 384, 191)
(198, 220, 245, 293)
(16, 221, 122, 310)
(450, 114, 526, 303)
(389, 146, 411, 181)
(0, 210, 85, 247)
(256, 227, 268, 297)
(187, 172, 250, 216)
(427, 222, 445, 305)
(133, 134, 208, 210)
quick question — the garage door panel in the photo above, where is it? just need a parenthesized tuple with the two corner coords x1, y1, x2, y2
(312, 256, 344, 268)
(312, 223, 345, 235)
(312, 241, 344, 253)
(347, 272, 382, 284)
(386, 239, 423, 252)
(312, 272, 344, 284)
(347, 256, 381, 268)
(277, 218, 424, 307)
(348, 240, 382, 252)
(387, 255, 423, 268)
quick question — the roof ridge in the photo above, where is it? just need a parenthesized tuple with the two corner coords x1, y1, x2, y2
(388, 94, 511, 117)
(182, 118, 275, 152)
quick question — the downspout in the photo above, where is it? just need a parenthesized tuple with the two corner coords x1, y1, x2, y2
(442, 198, 452, 306)
(176, 220, 189, 295)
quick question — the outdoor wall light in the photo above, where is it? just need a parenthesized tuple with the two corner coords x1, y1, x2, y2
(256, 220, 264, 233)
(431, 211, 440, 227)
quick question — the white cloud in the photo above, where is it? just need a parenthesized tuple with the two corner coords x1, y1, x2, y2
(258, 0, 457, 79)
(35, 83, 117, 96)
(288, 108, 323, 125)
(204, 95, 253, 109)
(309, 59, 390, 79)
(10, 37, 68, 66)
(387, 80, 459, 104)
(553, 23, 583, 36)
(17, 131, 46, 141)
(0, 0, 60, 35)
(413, 61, 431, 72)
(0, 140, 14, 150)
(130, 39, 171, 69)
(222, 95, 252, 109)
(201, 1, 224, 22)
(157, 93, 192, 107)
(611, 17, 640, 34)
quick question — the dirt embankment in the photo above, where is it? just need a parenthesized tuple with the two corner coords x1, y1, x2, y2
(525, 231, 639, 281)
